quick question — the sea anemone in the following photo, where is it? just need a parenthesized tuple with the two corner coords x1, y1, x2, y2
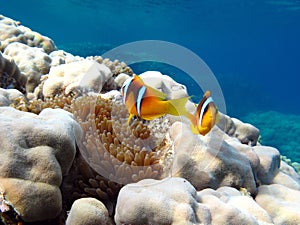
(71, 93, 169, 185)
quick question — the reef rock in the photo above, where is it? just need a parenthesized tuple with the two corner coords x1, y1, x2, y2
(0, 14, 56, 53)
(271, 160, 300, 190)
(0, 107, 81, 222)
(253, 146, 280, 185)
(168, 121, 257, 194)
(49, 50, 83, 67)
(115, 177, 211, 225)
(42, 59, 112, 97)
(140, 71, 189, 99)
(3, 42, 52, 92)
(0, 52, 27, 93)
(255, 184, 300, 224)
(198, 187, 274, 225)
(0, 88, 24, 106)
(216, 113, 260, 146)
(115, 177, 274, 225)
(231, 118, 260, 146)
(66, 198, 113, 225)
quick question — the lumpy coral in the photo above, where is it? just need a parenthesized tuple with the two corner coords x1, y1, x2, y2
(3, 42, 52, 93)
(0, 14, 56, 53)
(0, 107, 80, 223)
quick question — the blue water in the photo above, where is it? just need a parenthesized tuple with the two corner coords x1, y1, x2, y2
(2, 1, 300, 160)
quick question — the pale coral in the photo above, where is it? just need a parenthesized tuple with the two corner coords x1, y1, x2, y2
(0, 52, 27, 93)
(0, 107, 81, 222)
(66, 198, 113, 225)
(42, 59, 112, 97)
(0, 14, 56, 53)
(3, 42, 52, 92)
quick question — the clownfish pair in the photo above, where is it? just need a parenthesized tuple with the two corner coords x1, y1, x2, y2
(121, 75, 219, 135)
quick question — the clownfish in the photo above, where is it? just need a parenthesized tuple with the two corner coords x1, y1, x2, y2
(189, 90, 219, 135)
(121, 75, 191, 124)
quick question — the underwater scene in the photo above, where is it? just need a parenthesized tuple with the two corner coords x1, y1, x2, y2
(3, 0, 300, 162)
(1, 0, 300, 224)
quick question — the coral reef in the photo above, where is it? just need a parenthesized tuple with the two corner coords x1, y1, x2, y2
(1, 14, 300, 225)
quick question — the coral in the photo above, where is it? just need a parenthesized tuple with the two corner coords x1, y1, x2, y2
(217, 112, 236, 136)
(9, 94, 73, 114)
(231, 118, 260, 146)
(255, 184, 300, 224)
(115, 177, 274, 225)
(41, 59, 112, 97)
(139, 71, 189, 99)
(62, 153, 123, 216)
(3, 42, 52, 93)
(0, 88, 24, 106)
(0, 52, 27, 93)
(115, 177, 210, 225)
(166, 121, 258, 194)
(253, 146, 281, 185)
(271, 160, 300, 190)
(0, 107, 81, 222)
(87, 56, 133, 78)
(217, 112, 260, 146)
(86, 56, 134, 92)
(66, 198, 114, 225)
(0, 15, 56, 53)
(198, 187, 274, 225)
(49, 50, 84, 67)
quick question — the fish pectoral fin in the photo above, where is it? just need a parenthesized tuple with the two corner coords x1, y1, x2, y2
(127, 113, 134, 125)
(190, 123, 199, 134)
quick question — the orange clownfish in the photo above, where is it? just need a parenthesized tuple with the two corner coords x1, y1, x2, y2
(121, 75, 191, 124)
(189, 90, 219, 135)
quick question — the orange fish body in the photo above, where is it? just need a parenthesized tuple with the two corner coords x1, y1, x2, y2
(189, 90, 219, 135)
(121, 75, 191, 123)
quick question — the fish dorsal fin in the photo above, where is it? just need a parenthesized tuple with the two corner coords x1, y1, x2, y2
(146, 85, 167, 100)
(136, 75, 167, 100)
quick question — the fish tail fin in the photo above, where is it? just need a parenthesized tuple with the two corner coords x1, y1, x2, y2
(167, 96, 191, 117)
